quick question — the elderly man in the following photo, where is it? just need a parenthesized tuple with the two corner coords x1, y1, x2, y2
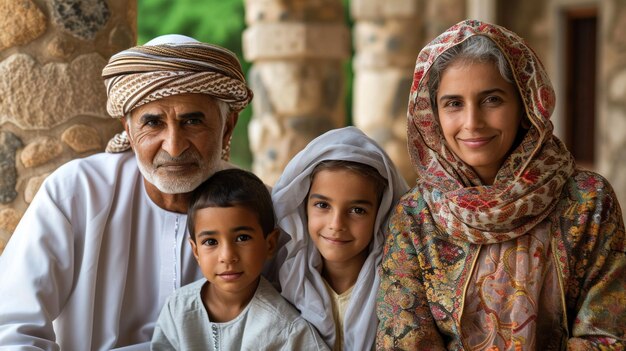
(0, 35, 252, 350)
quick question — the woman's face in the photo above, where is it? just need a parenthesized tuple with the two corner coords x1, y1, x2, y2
(436, 59, 521, 185)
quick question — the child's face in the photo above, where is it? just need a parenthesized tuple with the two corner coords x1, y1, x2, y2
(306, 169, 379, 266)
(189, 205, 277, 300)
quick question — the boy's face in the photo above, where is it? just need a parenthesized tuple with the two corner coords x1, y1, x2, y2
(189, 205, 277, 301)
(306, 169, 379, 267)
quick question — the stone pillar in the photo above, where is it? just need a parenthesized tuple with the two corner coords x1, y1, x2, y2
(0, 0, 136, 253)
(598, 0, 626, 218)
(350, 0, 423, 185)
(467, 0, 496, 23)
(243, 0, 350, 185)
(424, 0, 467, 42)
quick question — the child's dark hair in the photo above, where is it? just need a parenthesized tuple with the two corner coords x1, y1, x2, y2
(187, 169, 275, 241)
(310, 160, 388, 204)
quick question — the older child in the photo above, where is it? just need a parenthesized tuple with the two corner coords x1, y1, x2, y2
(151, 169, 329, 351)
(272, 127, 409, 350)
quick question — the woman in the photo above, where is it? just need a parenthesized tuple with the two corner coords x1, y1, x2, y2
(376, 20, 625, 350)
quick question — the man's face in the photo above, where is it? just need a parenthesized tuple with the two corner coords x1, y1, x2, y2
(123, 93, 236, 195)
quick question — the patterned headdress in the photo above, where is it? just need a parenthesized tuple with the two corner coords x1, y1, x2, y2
(407, 20, 575, 243)
(102, 34, 252, 153)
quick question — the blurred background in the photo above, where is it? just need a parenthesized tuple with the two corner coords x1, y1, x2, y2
(1, 0, 625, 252)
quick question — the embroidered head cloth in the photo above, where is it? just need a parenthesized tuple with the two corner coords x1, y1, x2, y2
(407, 20, 575, 244)
(102, 34, 252, 153)
(272, 126, 409, 350)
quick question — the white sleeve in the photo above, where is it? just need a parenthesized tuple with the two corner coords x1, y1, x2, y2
(0, 177, 75, 350)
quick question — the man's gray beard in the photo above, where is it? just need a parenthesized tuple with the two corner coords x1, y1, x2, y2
(135, 150, 221, 194)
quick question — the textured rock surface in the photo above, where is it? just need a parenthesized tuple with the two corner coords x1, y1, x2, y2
(24, 173, 49, 204)
(0, 208, 20, 233)
(0, 132, 23, 204)
(51, 0, 110, 40)
(20, 137, 63, 168)
(0, 0, 135, 250)
(46, 35, 77, 59)
(0, 53, 109, 130)
(0, 0, 46, 50)
(61, 124, 102, 152)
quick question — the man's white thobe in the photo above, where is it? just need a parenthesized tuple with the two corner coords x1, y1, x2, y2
(0, 152, 203, 350)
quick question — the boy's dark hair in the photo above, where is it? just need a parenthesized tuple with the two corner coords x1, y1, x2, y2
(187, 169, 275, 241)
(310, 160, 388, 204)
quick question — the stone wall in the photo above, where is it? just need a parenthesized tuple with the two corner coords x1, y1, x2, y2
(0, 0, 136, 254)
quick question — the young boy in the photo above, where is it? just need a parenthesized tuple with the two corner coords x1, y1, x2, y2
(272, 127, 409, 350)
(151, 169, 329, 351)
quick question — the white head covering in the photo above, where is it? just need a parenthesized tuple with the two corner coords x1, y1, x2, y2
(272, 126, 409, 350)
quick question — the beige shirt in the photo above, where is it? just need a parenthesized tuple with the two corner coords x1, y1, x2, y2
(323, 279, 354, 351)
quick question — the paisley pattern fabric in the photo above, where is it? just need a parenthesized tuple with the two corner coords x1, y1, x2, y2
(376, 19, 626, 350)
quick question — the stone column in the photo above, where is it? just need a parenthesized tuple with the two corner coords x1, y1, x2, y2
(424, 0, 467, 42)
(598, 0, 626, 218)
(350, 0, 423, 185)
(467, 0, 496, 23)
(243, 0, 350, 185)
(0, 0, 136, 253)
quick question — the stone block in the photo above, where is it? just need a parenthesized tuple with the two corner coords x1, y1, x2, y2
(51, 0, 110, 40)
(0, 208, 20, 233)
(20, 137, 63, 168)
(252, 62, 344, 115)
(46, 35, 76, 59)
(245, 0, 344, 24)
(0, 53, 109, 130)
(0, 0, 47, 50)
(353, 20, 422, 68)
(351, 0, 418, 20)
(61, 124, 102, 152)
(24, 173, 50, 204)
(243, 23, 349, 60)
(0, 131, 23, 204)
(250, 121, 303, 185)
(353, 69, 412, 130)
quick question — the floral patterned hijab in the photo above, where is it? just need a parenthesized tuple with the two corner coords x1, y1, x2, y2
(408, 19, 575, 244)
